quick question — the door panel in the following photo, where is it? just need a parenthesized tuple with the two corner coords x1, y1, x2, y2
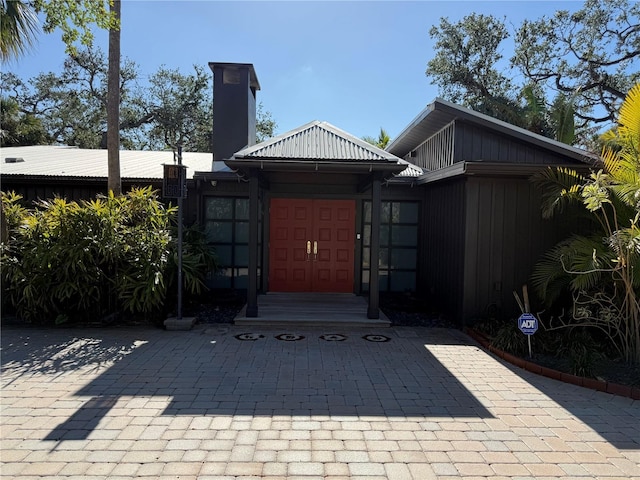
(269, 199, 314, 291)
(312, 200, 355, 293)
(269, 198, 355, 293)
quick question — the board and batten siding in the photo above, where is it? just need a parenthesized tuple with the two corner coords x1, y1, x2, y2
(461, 176, 578, 322)
(454, 122, 579, 165)
(421, 178, 466, 320)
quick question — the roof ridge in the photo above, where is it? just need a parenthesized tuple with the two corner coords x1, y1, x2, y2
(233, 120, 402, 162)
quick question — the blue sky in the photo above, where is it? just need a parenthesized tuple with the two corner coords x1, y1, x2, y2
(5, 1, 586, 142)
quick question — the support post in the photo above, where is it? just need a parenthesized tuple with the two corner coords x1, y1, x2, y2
(246, 175, 259, 317)
(176, 145, 183, 320)
(368, 176, 381, 319)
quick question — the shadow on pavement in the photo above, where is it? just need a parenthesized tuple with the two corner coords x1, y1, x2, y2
(2, 326, 493, 442)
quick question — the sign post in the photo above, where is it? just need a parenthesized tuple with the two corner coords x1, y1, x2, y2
(518, 312, 538, 358)
(163, 148, 188, 321)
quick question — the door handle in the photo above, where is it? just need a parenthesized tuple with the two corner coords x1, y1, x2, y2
(313, 240, 318, 261)
(307, 241, 311, 261)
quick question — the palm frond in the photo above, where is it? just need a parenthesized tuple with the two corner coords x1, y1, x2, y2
(532, 235, 616, 304)
(531, 167, 586, 219)
(0, 0, 39, 62)
(618, 83, 640, 145)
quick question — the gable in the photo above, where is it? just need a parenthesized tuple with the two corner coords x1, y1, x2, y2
(227, 120, 416, 177)
(387, 98, 598, 168)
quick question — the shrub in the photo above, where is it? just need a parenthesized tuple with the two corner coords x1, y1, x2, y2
(1, 187, 216, 325)
(556, 329, 603, 377)
(490, 320, 529, 357)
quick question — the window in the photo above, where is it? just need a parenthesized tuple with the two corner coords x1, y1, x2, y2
(362, 201, 419, 292)
(204, 197, 257, 289)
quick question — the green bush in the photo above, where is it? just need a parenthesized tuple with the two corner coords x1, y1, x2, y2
(490, 320, 529, 356)
(1, 188, 216, 325)
(556, 329, 603, 377)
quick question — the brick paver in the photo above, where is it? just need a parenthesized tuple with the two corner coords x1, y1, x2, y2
(1, 324, 639, 479)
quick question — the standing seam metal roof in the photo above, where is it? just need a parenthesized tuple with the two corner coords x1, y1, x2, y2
(233, 120, 404, 162)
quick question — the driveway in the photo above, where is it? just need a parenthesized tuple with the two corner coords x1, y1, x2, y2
(1, 324, 639, 479)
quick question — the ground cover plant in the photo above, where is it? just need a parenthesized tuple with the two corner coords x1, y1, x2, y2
(1, 187, 216, 325)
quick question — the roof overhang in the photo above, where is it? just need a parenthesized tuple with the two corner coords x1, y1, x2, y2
(225, 158, 407, 175)
(1, 174, 164, 183)
(388, 98, 598, 165)
(208, 62, 260, 91)
(416, 161, 593, 185)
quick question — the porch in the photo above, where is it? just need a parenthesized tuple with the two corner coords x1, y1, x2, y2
(234, 293, 391, 327)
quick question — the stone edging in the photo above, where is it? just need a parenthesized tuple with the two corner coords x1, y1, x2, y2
(464, 328, 640, 400)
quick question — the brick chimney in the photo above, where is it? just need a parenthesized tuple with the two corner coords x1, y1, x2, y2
(209, 63, 260, 163)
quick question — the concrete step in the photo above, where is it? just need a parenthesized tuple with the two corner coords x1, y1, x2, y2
(233, 293, 390, 327)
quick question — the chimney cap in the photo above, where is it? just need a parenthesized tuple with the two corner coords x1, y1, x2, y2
(208, 62, 260, 91)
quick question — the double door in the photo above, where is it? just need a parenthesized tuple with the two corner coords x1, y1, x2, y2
(269, 198, 355, 292)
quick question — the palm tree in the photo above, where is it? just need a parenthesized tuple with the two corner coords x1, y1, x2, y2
(363, 128, 391, 149)
(531, 83, 640, 364)
(106, 0, 121, 195)
(0, 0, 39, 62)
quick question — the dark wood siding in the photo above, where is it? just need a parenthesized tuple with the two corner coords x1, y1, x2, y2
(461, 176, 578, 323)
(454, 122, 580, 165)
(421, 178, 466, 320)
(2, 179, 163, 206)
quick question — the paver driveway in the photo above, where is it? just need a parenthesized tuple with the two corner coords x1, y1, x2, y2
(1, 324, 639, 479)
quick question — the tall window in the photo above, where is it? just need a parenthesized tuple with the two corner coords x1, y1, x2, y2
(204, 197, 250, 289)
(362, 201, 419, 292)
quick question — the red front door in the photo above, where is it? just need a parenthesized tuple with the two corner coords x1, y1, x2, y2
(269, 198, 355, 293)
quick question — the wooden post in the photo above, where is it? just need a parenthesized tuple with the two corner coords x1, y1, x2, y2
(523, 284, 532, 358)
(368, 176, 381, 319)
(246, 175, 259, 317)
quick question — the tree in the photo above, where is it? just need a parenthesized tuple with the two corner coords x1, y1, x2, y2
(107, 0, 121, 195)
(146, 65, 212, 151)
(1, 48, 278, 151)
(1, 49, 134, 148)
(531, 83, 640, 364)
(0, 97, 49, 146)
(362, 128, 391, 149)
(256, 102, 276, 143)
(426, 0, 639, 145)
(1, 0, 117, 62)
(0, 1, 120, 192)
(1, 0, 39, 62)
(513, 0, 639, 129)
(426, 14, 515, 108)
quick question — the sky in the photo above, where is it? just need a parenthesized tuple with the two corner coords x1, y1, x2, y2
(4, 0, 588, 143)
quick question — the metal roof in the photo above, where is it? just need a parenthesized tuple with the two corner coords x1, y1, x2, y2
(387, 98, 599, 164)
(394, 160, 423, 178)
(233, 120, 404, 162)
(0, 146, 218, 180)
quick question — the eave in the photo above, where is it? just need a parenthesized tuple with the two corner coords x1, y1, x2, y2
(225, 158, 407, 175)
(415, 161, 594, 185)
(388, 98, 599, 165)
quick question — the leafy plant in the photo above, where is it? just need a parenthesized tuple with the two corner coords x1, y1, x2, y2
(557, 329, 603, 377)
(165, 223, 218, 301)
(490, 321, 528, 356)
(1, 187, 216, 325)
(531, 83, 640, 364)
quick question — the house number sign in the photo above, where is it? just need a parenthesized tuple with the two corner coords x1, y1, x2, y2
(163, 164, 187, 198)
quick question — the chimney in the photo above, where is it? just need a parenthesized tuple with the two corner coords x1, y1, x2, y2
(209, 62, 261, 164)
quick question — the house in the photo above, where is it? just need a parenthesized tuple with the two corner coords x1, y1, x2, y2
(0, 146, 214, 225)
(0, 62, 596, 325)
